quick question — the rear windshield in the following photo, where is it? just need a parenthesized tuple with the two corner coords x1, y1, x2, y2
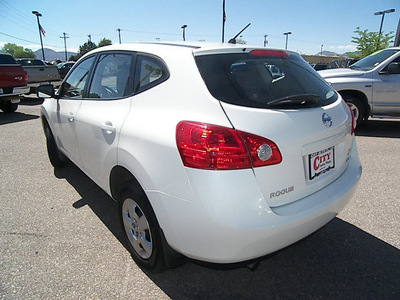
(17, 59, 45, 66)
(195, 51, 338, 109)
(0, 54, 17, 65)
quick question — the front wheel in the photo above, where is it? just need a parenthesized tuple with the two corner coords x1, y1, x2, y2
(43, 121, 68, 168)
(119, 187, 166, 273)
(343, 95, 366, 127)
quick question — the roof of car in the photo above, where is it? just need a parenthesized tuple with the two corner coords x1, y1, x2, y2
(83, 42, 298, 60)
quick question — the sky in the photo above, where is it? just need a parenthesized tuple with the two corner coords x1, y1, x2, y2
(1, 0, 400, 58)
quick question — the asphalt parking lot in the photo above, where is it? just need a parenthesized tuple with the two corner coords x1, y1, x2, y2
(1, 97, 399, 299)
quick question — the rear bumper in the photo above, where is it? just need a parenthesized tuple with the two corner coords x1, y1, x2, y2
(0, 85, 30, 98)
(150, 138, 362, 264)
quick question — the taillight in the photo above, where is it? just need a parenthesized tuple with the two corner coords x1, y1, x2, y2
(176, 121, 282, 170)
(250, 49, 289, 57)
(346, 104, 355, 135)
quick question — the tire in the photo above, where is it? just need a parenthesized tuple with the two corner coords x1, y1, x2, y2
(0, 101, 18, 113)
(342, 95, 366, 127)
(119, 185, 167, 273)
(43, 121, 68, 168)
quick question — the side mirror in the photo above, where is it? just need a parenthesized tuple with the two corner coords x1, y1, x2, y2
(37, 84, 56, 98)
(387, 62, 400, 74)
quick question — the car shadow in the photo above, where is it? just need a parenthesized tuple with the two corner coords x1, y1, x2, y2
(356, 119, 400, 138)
(0, 96, 43, 125)
(54, 163, 400, 300)
(0, 111, 39, 125)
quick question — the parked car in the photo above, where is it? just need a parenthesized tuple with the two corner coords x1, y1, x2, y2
(57, 61, 74, 79)
(38, 43, 362, 272)
(327, 58, 359, 69)
(311, 63, 328, 71)
(16, 58, 60, 93)
(0, 53, 29, 113)
(319, 48, 400, 126)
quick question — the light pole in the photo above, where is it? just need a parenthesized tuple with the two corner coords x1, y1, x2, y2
(181, 25, 187, 41)
(117, 28, 122, 44)
(32, 11, 45, 61)
(283, 32, 291, 50)
(374, 9, 395, 49)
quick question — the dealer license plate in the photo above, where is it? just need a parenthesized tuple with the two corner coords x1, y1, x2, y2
(309, 147, 335, 180)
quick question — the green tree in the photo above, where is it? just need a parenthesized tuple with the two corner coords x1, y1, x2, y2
(69, 40, 97, 61)
(351, 27, 394, 58)
(98, 38, 112, 48)
(235, 38, 247, 45)
(1, 43, 35, 58)
(69, 38, 112, 61)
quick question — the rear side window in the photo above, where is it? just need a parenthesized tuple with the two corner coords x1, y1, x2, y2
(134, 55, 169, 94)
(195, 51, 338, 109)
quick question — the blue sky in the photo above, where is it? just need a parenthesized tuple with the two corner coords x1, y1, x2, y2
(1, 0, 400, 56)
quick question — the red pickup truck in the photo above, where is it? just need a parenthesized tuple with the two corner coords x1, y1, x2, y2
(0, 53, 30, 113)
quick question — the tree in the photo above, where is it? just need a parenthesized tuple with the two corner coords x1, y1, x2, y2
(1, 43, 35, 58)
(351, 27, 394, 58)
(69, 40, 96, 61)
(69, 38, 112, 61)
(98, 38, 112, 48)
(235, 38, 247, 45)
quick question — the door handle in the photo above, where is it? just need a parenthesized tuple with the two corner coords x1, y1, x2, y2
(68, 112, 74, 122)
(101, 121, 115, 135)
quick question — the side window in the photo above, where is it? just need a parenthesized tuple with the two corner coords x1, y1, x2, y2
(60, 56, 95, 98)
(381, 56, 400, 74)
(134, 55, 169, 93)
(88, 53, 133, 99)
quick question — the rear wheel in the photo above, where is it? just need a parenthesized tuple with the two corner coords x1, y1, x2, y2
(119, 186, 167, 273)
(0, 101, 18, 113)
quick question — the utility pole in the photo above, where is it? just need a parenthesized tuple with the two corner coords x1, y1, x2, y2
(264, 35, 268, 47)
(32, 11, 45, 61)
(88, 34, 92, 42)
(117, 28, 122, 44)
(60, 32, 69, 61)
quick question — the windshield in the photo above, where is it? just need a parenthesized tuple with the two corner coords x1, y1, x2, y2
(195, 51, 337, 109)
(350, 49, 400, 71)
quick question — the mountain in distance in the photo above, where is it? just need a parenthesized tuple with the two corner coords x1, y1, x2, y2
(34, 48, 77, 62)
(315, 50, 339, 57)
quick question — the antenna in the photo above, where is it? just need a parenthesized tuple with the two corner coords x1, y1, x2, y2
(228, 23, 251, 44)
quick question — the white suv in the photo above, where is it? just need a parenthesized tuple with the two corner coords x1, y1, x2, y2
(38, 43, 362, 272)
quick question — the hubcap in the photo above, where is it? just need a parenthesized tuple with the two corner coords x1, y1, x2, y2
(122, 198, 152, 259)
(348, 102, 360, 124)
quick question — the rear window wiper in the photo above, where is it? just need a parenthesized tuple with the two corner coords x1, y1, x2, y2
(266, 94, 320, 108)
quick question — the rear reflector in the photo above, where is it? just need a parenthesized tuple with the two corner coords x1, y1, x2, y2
(346, 104, 355, 135)
(176, 121, 282, 170)
(250, 50, 289, 57)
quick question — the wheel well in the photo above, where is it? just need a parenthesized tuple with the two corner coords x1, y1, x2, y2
(109, 166, 144, 202)
(41, 116, 52, 138)
(339, 90, 371, 118)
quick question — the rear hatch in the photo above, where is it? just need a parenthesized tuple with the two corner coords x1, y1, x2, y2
(194, 48, 354, 207)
